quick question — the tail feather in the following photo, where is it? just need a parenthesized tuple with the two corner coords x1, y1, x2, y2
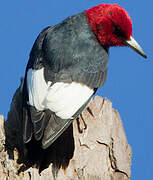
(23, 90, 95, 149)
(23, 105, 73, 150)
(23, 105, 33, 144)
(30, 107, 50, 141)
(41, 95, 94, 149)
(42, 114, 73, 149)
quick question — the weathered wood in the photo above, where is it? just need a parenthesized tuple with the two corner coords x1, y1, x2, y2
(0, 82, 131, 180)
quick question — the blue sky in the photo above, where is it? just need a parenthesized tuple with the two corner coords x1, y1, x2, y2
(0, 1, 152, 179)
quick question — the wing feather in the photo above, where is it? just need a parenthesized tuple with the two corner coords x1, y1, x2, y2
(23, 12, 109, 148)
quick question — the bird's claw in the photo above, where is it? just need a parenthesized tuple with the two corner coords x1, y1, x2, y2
(86, 107, 94, 117)
(76, 114, 87, 133)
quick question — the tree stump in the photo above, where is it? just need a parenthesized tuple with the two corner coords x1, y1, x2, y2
(0, 81, 131, 180)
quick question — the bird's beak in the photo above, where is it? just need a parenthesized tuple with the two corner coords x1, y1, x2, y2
(123, 36, 147, 58)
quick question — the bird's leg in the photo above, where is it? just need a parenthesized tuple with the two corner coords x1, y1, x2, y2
(86, 107, 94, 117)
(76, 113, 87, 133)
(76, 117, 83, 133)
(80, 113, 87, 130)
(76, 104, 94, 133)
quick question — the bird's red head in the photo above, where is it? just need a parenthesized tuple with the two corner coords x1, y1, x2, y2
(86, 4, 132, 47)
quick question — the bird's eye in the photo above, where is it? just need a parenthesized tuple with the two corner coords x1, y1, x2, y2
(113, 25, 125, 37)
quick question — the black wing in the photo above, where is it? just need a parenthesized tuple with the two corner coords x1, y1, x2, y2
(22, 26, 51, 144)
(23, 12, 109, 149)
(42, 13, 108, 88)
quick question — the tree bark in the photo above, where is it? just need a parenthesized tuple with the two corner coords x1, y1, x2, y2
(0, 81, 131, 180)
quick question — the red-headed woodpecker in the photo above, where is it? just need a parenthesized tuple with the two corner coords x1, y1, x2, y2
(22, 4, 147, 150)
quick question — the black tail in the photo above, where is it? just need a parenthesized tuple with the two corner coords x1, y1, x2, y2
(42, 113, 73, 149)
(24, 121, 74, 175)
(23, 103, 73, 150)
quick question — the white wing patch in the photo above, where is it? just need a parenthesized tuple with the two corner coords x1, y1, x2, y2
(27, 68, 49, 110)
(27, 68, 94, 119)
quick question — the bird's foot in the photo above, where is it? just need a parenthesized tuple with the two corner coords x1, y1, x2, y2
(86, 107, 94, 117)
(76, 114, 87, 133)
